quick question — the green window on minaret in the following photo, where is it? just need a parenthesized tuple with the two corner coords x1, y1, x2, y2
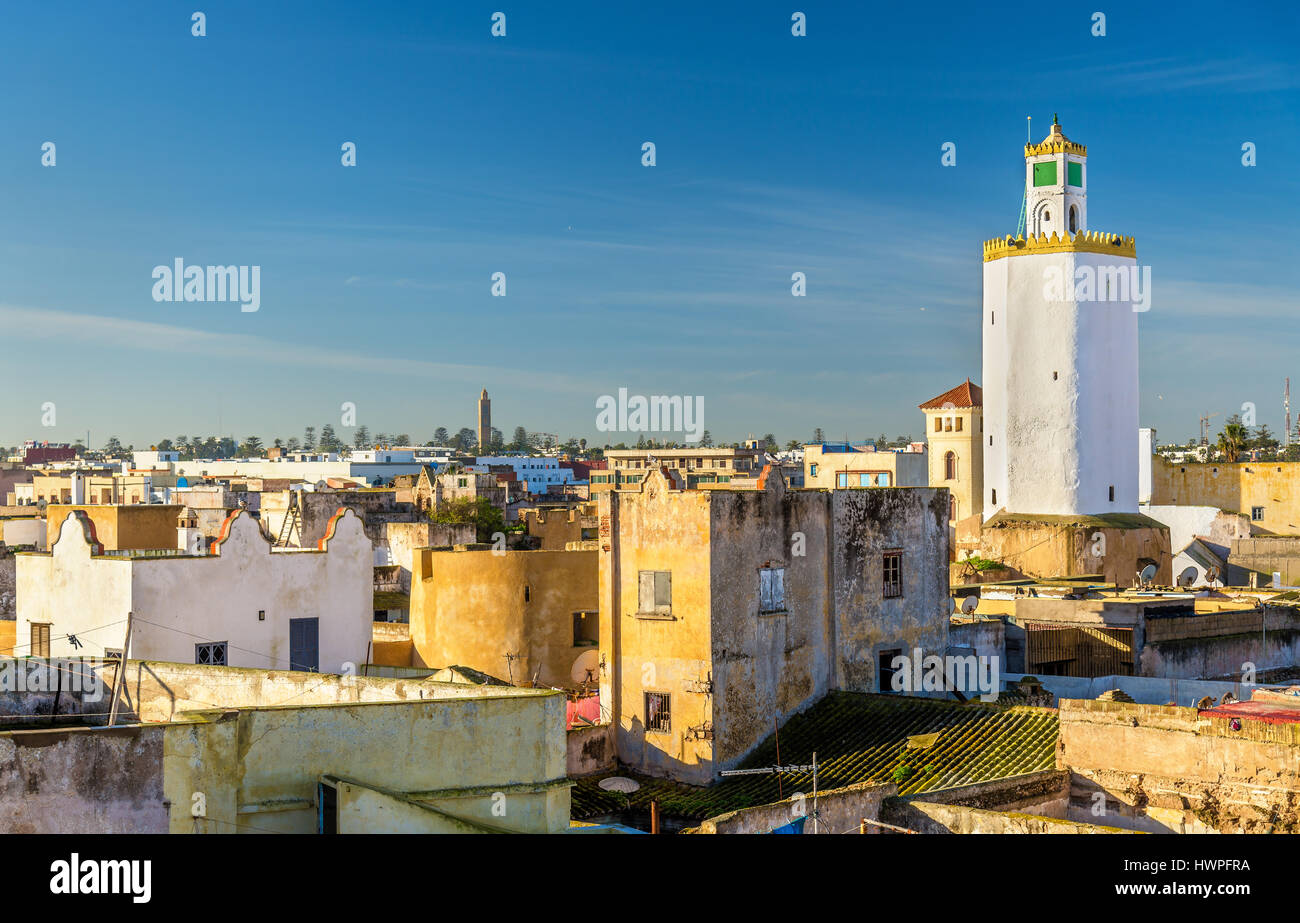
(1067, 161, 1082, 187)
(1033, 161, 1057, 186)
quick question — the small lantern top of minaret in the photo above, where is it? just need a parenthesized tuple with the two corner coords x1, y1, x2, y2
(1025, 115, 1087, 158)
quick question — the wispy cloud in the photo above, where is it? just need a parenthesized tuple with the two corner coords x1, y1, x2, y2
(0, 304, 592, 395)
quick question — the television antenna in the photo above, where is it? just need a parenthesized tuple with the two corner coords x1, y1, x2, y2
(721, 751, 820, 833)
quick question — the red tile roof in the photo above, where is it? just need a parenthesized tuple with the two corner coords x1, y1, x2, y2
(920, 379, 983, 410)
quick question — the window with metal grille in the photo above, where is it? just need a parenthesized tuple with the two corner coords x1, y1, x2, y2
(638, 570, 672, 616)
(645, 692, 671, 733)
(196, 641, 228, 666)
(1252, 506, 1265, 521)
(30, 623, 50, 658)
(760, 566, 786, 612)
(883, 551, 904, 599)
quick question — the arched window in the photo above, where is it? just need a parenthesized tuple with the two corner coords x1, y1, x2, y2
(949, 495, 957, 521)
(1068, 205, 1078, 234)
(944, 451, 957, 481)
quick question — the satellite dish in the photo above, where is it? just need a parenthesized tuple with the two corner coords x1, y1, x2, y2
(1177, 566, 1198, 588)
(960, 596, 979, 615)
(1206, 565, 1221, 584)
(598, 776, 640, 794)
(1139, 563, 1158, 585)
(570, 649, 601, 685)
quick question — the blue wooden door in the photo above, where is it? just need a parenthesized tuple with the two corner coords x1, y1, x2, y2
(289, 617, 319, 672)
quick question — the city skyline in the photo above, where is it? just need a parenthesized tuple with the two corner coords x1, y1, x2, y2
(2, 2, 1296, 447)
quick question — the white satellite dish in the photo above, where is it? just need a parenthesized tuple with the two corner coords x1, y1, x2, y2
(598, 776, 640, 793)
(960, 596, 979, 615)
(1177, 566, 1198, 588)
(570, 649, 601, 685)
(1138, 563, 1158, 586)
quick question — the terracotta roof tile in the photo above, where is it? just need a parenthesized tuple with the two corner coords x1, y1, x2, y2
(919, 379, 982, 410)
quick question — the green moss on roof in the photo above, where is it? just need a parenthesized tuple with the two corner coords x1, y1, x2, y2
(571, 692, 1058, 822)
(985, 511, 1167, 531)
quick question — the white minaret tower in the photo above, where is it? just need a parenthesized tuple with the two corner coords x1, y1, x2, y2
(1026, 114, 1087, 238)
(982, 117, 1139, 518)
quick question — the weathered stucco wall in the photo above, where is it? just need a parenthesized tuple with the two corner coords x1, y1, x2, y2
(163, 692, 569, 834)
(1150, 457, 1300, 534)
(709, 485, 836, 769)
(566, 723, 615, 776)
(46, 504, 183, 551)
(690, 781, 896, 834)
(600, 477, 716, 782)
(599, 470, 951, 785)
(1229, 536, 1300, 585)
(1057, 698, 1300, 832)
(522, 505, 598, 551)
(0, 550, 14, 621)
(978, 516, 1170, 586)
(886, 799, 1135, 834)
(409, 547, 597, 687)
(0, 665, 568, 833)
(383, 521, 474, 590)
(0, 724, 169, 833)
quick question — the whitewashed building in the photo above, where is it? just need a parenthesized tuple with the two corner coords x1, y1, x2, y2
(16, 508, 372, 672)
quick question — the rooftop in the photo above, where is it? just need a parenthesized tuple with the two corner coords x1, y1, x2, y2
(919, 379, 983, 411)
(571, 692, 1057, 821)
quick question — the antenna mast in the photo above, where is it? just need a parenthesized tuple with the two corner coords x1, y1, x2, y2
(1016, 116, 1030, 238)
(1286, 378, 1291, 450)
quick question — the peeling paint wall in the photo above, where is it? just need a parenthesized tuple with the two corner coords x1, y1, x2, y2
(600, 470, 951, 785)
(0, 724, 169, 833)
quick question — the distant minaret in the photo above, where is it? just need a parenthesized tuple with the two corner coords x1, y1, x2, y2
(477, 389, 491, 451)
(982, 117, 1139, 518)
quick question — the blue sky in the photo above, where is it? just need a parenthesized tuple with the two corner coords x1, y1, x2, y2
(1, 1, 1296, 449)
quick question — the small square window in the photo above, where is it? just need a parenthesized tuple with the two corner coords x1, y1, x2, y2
(638, 571, 672, 616)
(645, 692, 671, 733)
(1252, 506, 1265, 522)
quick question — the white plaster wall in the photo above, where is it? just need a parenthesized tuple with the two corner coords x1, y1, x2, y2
(982, 250, 1138, 517)
(982, 258, 1009, 516)
(17, 516, 134, 656)
(17, 510, 372, 673)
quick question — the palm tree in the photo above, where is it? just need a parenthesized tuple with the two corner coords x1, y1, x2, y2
(1217, 416, 1249, 462)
